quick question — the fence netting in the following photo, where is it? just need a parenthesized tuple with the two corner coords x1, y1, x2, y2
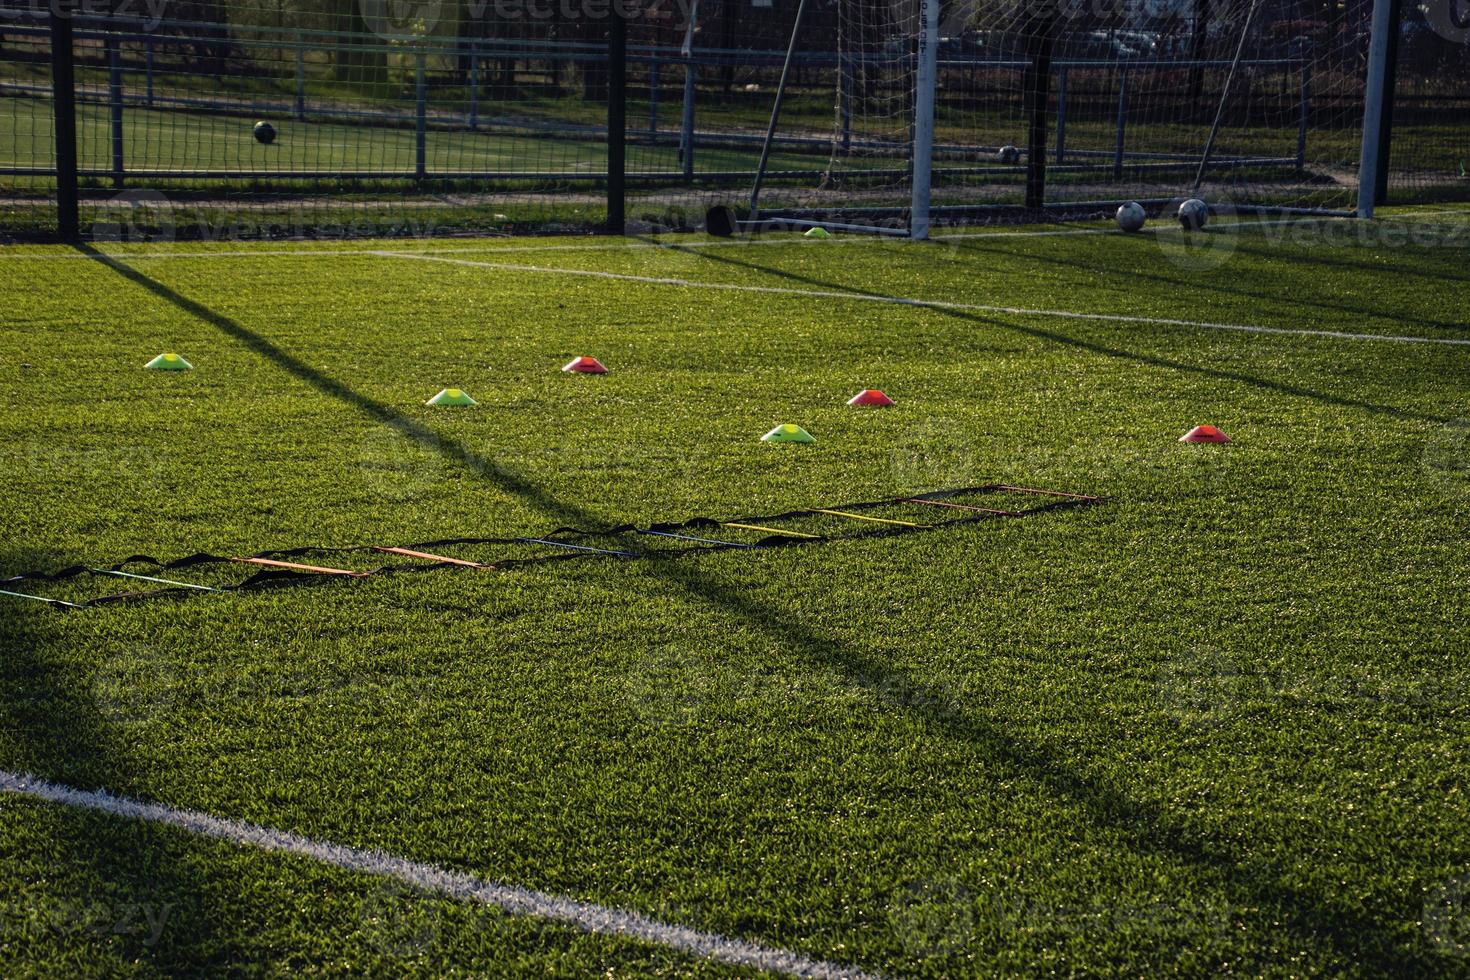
(0, 0, 1466, 241)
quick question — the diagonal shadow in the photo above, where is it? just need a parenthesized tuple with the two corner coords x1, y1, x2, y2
(944, 232, 1470, 338)
(76, 243, 1431, 973)
(0, 551, 223, 969)
(73, 243, 588, 529)
(641, 236, 1452, 426)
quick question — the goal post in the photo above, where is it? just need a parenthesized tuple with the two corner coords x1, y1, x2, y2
(734, 0, 1386, 235)
(909, 0, 940, 239)
(1357, 0, 1401, 219)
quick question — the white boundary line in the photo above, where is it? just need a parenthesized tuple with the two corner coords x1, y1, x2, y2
(1, 207, 1464, 262)
(0, 769, 878, 980)
(372, 250, 1470, 348)
(0, 226, 1111, 262)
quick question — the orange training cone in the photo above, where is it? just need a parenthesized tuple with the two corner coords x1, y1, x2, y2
(563, 356, 608, 374)
(1180, 424, 1231, 443)
(847, 389, 895, 407)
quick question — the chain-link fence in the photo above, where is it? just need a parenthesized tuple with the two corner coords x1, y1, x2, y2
(2, 0, 1466, 240)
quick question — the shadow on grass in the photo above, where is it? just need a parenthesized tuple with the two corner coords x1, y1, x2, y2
(946, 231, 1470, 339)
(643, 234, 1451, 426)
(75, 243, 1433, 973)
(0, 553, 223, 970)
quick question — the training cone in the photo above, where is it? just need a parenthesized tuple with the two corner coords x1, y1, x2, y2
(803, 227, 832, 239)
(762, 424, 816, 444)
(144, 352, 192, 371)
(563, 356, 608, 374)
(426, 388, 477, 406)
(1179, 424, 1231, 443)
(847, 388, 895, 407)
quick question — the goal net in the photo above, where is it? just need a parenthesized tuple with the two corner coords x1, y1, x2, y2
(740, 0, 1409, 235)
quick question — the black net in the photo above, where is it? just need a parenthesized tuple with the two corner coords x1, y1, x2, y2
(1, 0, 1466, 241)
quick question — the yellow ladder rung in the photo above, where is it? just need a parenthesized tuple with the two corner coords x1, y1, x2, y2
(721, 522, 823, 539)
(813, 509, 931, 528)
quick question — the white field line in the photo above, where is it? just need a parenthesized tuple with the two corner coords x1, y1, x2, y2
(372, 249, 1470, 348)
(0, 770, 878, 980)
(2, 207, 1465, 263)
(0, 226, 1110, 263)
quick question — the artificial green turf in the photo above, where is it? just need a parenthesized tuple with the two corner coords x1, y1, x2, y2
(1, 210, 1468, 976)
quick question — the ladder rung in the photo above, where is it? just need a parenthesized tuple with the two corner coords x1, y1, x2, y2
(903, 498, 1024, 517)
(0, 588, 85, 609)
(516, 538, 640, 558)
(90, 568, 224, 592)
(721, 522, 823, 539)
(637, 529, 753, 548)
(373, 547, 495, 569)
(232, 557, 371, 577)
(814, 508, 931, 528)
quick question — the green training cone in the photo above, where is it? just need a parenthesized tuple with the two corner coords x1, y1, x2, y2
(426, 388, 477, 406)
(803, 227, 832, 239)
(145, 352, 192, 371)
(762, 424, 816, 444)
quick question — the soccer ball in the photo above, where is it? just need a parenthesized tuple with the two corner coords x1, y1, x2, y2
(1116, 201, 1146, 233)
(253, 121, 277, 145)
(1177, 198, 1209, 231)
(997, 145, 1020, 165)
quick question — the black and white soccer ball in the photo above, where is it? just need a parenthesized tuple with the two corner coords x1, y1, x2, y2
(997, 145, 1020, 165)
(1177, 198, 1209, 231)
(1116, 201, 1146, 233)
(253, 121, 277, 145)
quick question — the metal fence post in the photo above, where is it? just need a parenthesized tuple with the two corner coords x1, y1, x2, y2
(468, 48, 479, 132)
(295, 32, 306, 121)
(145, 38, 154, 107)
(415, 53, 427, 180)
(1055, 65, 1067, 164)
(50, 4, 80, 240)
(607, 10, 626, 233)
(648, 56, 659, 135)
(1296, 60, 1310, 171)
(839, 53, 852, 153)
(107, 33, 124, 189)
(1112, 69, 1128, 181)
(679, 0, 700, 181)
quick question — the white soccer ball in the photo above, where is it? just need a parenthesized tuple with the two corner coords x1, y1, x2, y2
(1116, 201, 1146, 233)
(1178, 198, 1209, 231)
(997, 145, 1020, 165)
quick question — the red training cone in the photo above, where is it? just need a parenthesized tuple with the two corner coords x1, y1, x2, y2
(847, 389, 895, 407)
(563, 356, 608, 374)
(1179, 424, 1231, 443)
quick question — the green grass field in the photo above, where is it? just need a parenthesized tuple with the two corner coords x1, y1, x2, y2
(2, 207, 1469, 976)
